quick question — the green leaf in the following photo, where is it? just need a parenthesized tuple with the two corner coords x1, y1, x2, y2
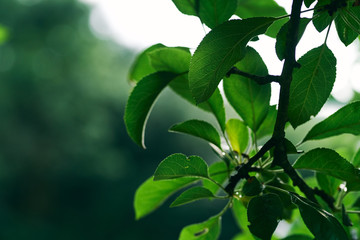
(170, 186, 216, 207)
(207, 88, 226, 132)
(128, 44, 165, 82)
(189, 17, 275, 103)
(276, 18, 311, 60)
(148, 47, 190, 74)
(124, 72, 178, 148)
(198, 0, 237, 29)
(352, 148, 360, 168)
(242, 177, 262, 196)
(172, 0, 237, 29)
(313, 1, 333, 33)
(203, 161, 228, 194)
(224, 47, 271, 131)
(303, 101, 360, 142)
(335, 6, 360, 46)
(232, 198, 254, 238)
(304, 0, 316, 8)
(169, 75, 209, 111)
(179, 215, 221, 240)
(154, 153, 209, 180)
(290, 193, 349, 240)
(169, 119, 222, 149)
(134, 176, 197, 219)
(264, 180, 296, 220)
(288, 44, 336, 128)
(235, 0, 287, 38)
(255, 105, 277, 139)
(281, 235, 313, 240)
(293, 148, 360, 191)
(172, 0, 198, 16)
(315, 172, 342, 196)
(226, 119, 249, 154)
(247, 193, 283, 240)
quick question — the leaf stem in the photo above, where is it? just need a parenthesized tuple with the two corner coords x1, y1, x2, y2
(324, 20, 333, 44)
(207, 177, 228, 194)
(347, 210, 360, 214)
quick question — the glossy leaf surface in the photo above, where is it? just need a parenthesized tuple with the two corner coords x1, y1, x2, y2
(169, 119, 221, 148)
(170, 186, 215, 207)
(154, 153, 209, 180)
(124, 72, 178, 148)
(189, 18, 275, 103)
(148, 47, 190, 74)
(288, 44, 336, 128)
(290, 193, 348, 240)
(134, 177, 197, 219)
(303, 101, 360, 142)
(293, 148, 360, 191)
(128, 43, 165, 82)
(179, 216, 221, 240)
(224, 47, 271, 131)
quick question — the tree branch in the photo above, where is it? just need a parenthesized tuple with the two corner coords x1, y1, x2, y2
(226, 67, 280, 85)
(225, 138, 275, 195)
(224, 0, 335, 209)
(269, 0, 321, 203)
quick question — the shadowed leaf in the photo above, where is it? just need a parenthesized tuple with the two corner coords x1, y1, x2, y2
(189, 18, 275, 103)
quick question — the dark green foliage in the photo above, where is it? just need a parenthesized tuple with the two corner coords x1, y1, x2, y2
(303, 101, 360, 142)
(189, 18, 275, 103)
(290, 193, 348, 240)
(242, 177, 262, 196)
(169, 120, 222, 148)
(124, 72, 178, 148)
(247, 193, 283, 240)
(125, 1, 360, 239)
(288, 44, 336, 128)
(224, 47, 271, 131)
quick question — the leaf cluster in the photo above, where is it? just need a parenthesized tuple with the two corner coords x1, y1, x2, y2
(125, 0, 360, 239)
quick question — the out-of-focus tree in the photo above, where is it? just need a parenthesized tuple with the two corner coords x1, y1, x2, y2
(0, 1, 233, 239)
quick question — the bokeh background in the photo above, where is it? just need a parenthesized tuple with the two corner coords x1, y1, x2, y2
(0, 0, 359, 239)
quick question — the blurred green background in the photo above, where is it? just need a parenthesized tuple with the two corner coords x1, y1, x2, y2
(0, 0, 359, 239)
(0, 0, 241, 239)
